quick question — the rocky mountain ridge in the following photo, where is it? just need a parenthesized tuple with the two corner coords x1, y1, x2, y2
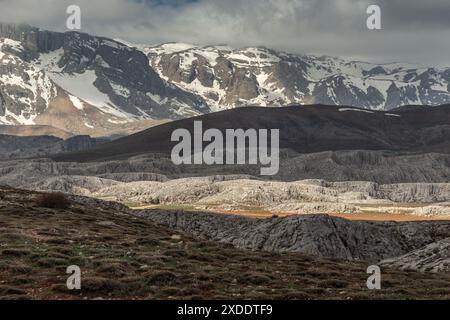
(144, 43, 450, 111)
(139, 210, 450, 263)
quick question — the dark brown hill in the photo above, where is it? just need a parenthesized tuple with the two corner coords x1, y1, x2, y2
(52, 104, 450, 162)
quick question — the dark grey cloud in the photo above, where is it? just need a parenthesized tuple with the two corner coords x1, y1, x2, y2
(0, 0, 449, 66)
(380, 0, 450, 29)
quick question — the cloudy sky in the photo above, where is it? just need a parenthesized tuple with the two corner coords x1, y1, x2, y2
(0, 0, 450, 66)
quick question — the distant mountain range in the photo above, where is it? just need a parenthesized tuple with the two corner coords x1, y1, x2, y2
(1, 23, 450, 136)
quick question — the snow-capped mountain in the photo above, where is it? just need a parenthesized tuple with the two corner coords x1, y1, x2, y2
(2, 23, 450, 136)
(0, 23, 208, 136)
(144, 43, 450, 111)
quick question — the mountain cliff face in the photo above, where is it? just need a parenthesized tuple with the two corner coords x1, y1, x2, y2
(2, 23, 450, 136)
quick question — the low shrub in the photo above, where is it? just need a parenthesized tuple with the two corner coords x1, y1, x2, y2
(34, 192, 71, 209)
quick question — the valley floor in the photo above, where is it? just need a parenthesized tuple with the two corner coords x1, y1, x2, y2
(1, 187, 450, 300)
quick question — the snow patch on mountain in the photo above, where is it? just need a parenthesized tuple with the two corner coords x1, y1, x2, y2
(143, 43, 198, 55)
(69, 95, 84, 111)
(339, 108, 375, 114)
